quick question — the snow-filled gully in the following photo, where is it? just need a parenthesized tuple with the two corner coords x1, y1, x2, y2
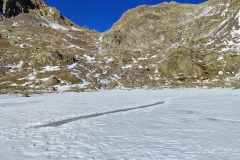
(37, 101, 165, 128)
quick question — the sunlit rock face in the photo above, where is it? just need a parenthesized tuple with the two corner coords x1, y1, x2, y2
(99, 0, 240, 88)
(0, 0, 240, 93)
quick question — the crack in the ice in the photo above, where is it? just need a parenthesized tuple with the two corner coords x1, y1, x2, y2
(36, 101, 164, 128)
(205, 118, 240, 123)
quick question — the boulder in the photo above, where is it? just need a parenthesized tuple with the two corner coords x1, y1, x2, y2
(21, 92, 29, 97)
(44, 77, 59, 87)
(107, 81, 118, 89)
(50, 50, 63, 61)
(29, 51, 75, 66)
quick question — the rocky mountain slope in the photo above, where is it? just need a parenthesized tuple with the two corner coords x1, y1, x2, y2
(0, 0, 240, 93)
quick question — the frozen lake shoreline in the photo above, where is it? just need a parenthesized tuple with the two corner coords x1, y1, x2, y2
(0, 89, 240, 159)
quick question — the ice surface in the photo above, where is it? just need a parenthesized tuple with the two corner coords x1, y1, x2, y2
(0, 89, 240, 160)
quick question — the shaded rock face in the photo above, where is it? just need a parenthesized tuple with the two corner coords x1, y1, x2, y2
(0, 0, 43, 18)
(0, 0, 72, 27)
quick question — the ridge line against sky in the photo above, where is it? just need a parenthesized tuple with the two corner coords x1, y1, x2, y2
(44, 0, 207, 32)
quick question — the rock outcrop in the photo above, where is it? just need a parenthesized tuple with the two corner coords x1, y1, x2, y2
(0, 0, 44, 18)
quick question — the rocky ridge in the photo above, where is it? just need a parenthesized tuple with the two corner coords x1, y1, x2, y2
(99, 0, 240, 88)
(0, 0, 240, 93)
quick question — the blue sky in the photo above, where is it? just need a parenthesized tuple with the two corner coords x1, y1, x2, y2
(44, 0, 207, 32)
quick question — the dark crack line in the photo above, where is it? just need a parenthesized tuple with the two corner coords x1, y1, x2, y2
(36, 101, 164, 128)
(205, 118, 240, 123)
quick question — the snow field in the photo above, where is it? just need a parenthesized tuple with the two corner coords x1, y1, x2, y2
(0, 89, 240, 159)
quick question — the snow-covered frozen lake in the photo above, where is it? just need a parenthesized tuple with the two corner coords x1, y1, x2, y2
(0, 89, 240, 160)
